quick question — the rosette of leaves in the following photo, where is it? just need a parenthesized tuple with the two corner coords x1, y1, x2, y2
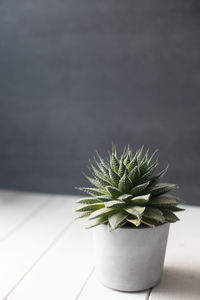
(75, 146, 184, 231)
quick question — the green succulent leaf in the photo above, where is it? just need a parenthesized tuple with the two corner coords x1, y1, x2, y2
(139, 163, 159, 183)
(118, 161, 126, 177)
(95, 195, 112, 202)
(139, 162, 148, 176)
(77, 187, 103, 196)
(75, 145, 185, 230)
(82, 175, 101, 188)
(127, 152, 138, 171)
(129, 194, 150, 206)
(147, 149, 158, 166)
(129, 181, 150, 197)
(168, 206, 185, 212)
(118, 170, 132, 193)
(75, 203, 105, 212)
(111, 144, 117, 156)
(118, 194, 133, 201)
(93, 158, 110, 176)
(124, 154, 131, 165)
(89, 207, 115, 220)
(120, 146, 128, 162)
(128, 166, 140, 184)
(111, 154, 120, 173)
(96, 153, 110, 170)
(108, 211, 128, 231)
(95, 178, 110, 188)
(106, 186, 122, 198)
(86, 216, 108, 229)
(137, 145, 144, 163)
(106, 200, 126, 209)
(148, 166, 168, 187)
(126, 215, 141, 227)
(109, 168, 120, 187)
(161, 208, 180, 222)
(141, 216, 159, 227)
(148, 194, 183, 207)
(75, 211, 92, 219)
(143, 207, 165, 223)
(89, 163, 111, 183)
(76, 197, 103, 204)
(148, 183, 178, 197)
(124, 206, 145, 219)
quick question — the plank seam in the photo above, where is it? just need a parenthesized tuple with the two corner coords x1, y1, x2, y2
(146, 288, 152, 300)
(0, 197, 52, 243)
(2, 220, 75, 300)
(75, 266, 95, 300)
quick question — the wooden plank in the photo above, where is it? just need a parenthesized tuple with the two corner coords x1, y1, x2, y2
(0, 194, 78, 299)
(149, 205, 200, 300)
(78, 271, 148, 300)
(7, 220, 93, 300)
(3, 201, 200, 300)
(0, 190, 50, 242)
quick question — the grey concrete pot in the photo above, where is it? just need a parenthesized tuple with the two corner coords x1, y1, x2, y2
(93, 223, 170, 292)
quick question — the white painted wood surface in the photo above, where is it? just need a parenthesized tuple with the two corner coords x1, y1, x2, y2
(0, 190, 50, 242)
(7, 221, 94, 300)
(0, 190, 199, 300)
(78, 272, 147, 300)
(149, 206, 200, 300)
(0, 191, 77, 299)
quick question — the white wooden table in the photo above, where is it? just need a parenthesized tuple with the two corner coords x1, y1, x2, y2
(0, 190, 199, 300)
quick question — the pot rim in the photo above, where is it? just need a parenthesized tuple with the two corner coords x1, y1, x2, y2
(100, 222, 169, 231)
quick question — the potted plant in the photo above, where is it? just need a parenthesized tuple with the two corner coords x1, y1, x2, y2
(75, 146, 184, 292)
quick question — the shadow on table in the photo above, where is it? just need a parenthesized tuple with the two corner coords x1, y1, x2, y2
(151, 265, 200, 300)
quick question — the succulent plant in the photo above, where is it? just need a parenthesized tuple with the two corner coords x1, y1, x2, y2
(75, 146, 184, 231)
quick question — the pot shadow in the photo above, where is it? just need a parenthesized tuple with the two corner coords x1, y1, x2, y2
(151, 265, 200, 300)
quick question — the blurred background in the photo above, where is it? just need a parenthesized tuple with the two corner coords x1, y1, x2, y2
(0, 1, 199, 205)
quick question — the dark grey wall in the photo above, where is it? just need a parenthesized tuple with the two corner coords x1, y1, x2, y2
(0, 1, 200, 205)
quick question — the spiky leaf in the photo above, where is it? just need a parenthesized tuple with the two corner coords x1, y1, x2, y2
(75, 145, 185, 230)
(129, 194, 150, 206)
(118, 194, 133, 201)
(124, 154, 131, 165)
(143, 207, 165, 223)
(141, 216, 159, 227)
(89, 207, 115, 220)
(96, 195, 112, 202)
(118, 161, 126, 177)
(147, 149, 158, 165)
(75, 211, 92, 219)
(77, 187, 103, 196)
(148, 166, 168, 187)
(124, 206, 145, 219)
(129, 182, 150, 197)
(148, 194, 183, 207)
(168, 206, 185, 212)
(106, 186, 122, 198)
(96, 153, 109, 170)
(86, 216, 108, 229)
(109, 168, 120, 187)
(118, 170, 132, 193)
(148, 183, 178, 197)
(111, 154, 119, 173)
(127, 152, 138, 171)
(76, 197, 103, 204)
(108, 211, 128, 230)
(139, 163, 159, 183)
(106, 200, 126, 209)
(161, 208, 180, 222)
(126, 216, 141, 227)
(75, 203, 104, 212)
(128, 166, 140, 183)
